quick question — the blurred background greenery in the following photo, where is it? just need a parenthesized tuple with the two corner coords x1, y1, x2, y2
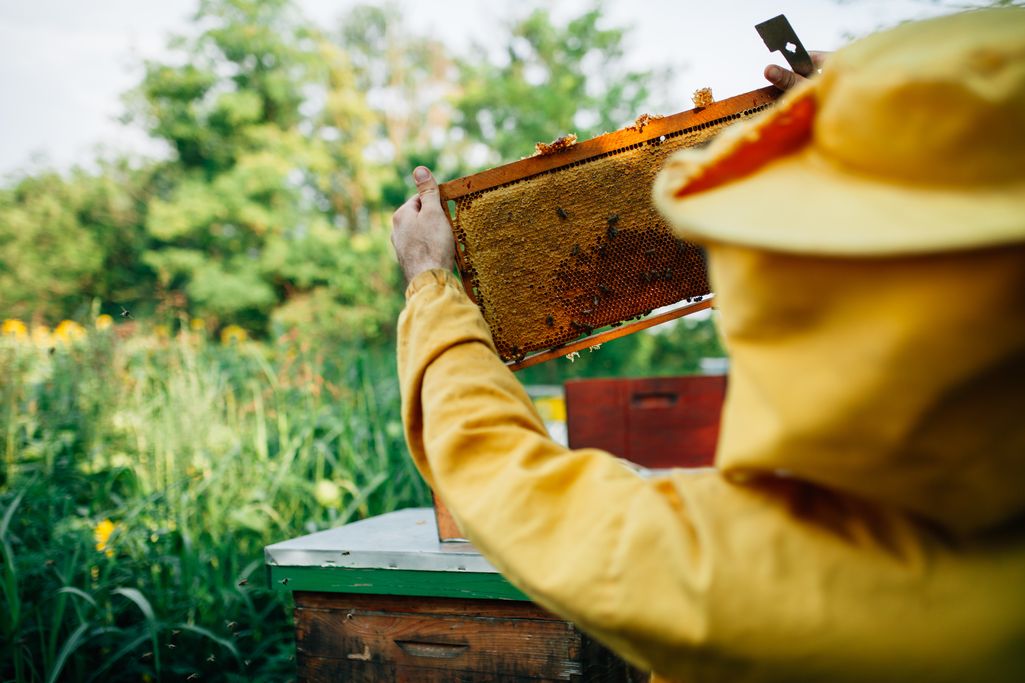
(0, 1, 732, 680)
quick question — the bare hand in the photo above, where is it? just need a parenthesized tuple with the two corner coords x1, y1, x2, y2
(391, 166, 455, 283)
(764, 51, 829, 90)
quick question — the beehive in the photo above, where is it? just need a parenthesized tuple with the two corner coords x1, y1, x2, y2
(440, 87, 779, 366)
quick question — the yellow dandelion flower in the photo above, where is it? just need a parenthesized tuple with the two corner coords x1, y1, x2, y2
(94, 519, 117, 558)
(55, 320, 87, 345)
(220, 325, 247, 345)
(2, 318, 28, 340)
(189, 317, 206, 332)
(95, 314, 114, 330)
(153, 324, 170, 339)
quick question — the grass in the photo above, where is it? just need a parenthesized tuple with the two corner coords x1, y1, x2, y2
(0, 322, 428, 681)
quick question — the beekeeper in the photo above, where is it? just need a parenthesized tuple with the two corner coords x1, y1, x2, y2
(390, 9, 1025, 682)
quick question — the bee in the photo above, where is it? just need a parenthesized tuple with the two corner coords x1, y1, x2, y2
(592, 295, 599, 306)
(642, 272, 651, 283)
(607, 214, 620, 227)
(644, 248, 656, 257)
(546, 315, 554, 327)
(598, 284, 611, 295)
(664, 268, 673, 280)
(207, 655, 216, 663)
(226, 621, 238, 630)
(279, 577, 289, 585)
(171, 630, 181, 638)
(141, 652, 153, 660)
(571, 244, 580, 256)
(610, 322, 623, 328)
(167, 643, 176, 650)
(187, 674, 200, 681)
(607, 224, 618, 239)
(237, 578, 248, 587)
(119, 306, 133, 320)
(581, 309, 592, 316)
(556, 207, 568, 219)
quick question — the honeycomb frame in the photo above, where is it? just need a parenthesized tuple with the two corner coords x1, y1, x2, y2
(439, 87, 780, 365)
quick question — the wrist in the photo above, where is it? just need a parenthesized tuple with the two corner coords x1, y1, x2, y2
(403, 260, 446, 284)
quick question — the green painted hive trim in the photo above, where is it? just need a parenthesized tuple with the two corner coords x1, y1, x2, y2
(268, 565, 530, 601)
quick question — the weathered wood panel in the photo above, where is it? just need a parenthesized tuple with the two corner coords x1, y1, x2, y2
(293, 592, 647, 682)
(298, 609, 581, 679)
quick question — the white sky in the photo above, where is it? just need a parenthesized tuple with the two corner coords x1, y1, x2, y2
(0, 0, 970, 178)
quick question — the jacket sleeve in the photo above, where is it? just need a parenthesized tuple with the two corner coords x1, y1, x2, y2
(396, 269, 717, 673)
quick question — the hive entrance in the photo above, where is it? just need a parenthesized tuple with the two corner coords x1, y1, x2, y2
(439, 87, 779, 369)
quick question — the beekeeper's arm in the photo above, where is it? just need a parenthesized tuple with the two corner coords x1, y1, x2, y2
(391, 166, 723, 673)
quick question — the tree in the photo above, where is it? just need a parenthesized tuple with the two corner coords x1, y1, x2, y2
(0, 172, 103, 321)
(333, 4, 463, 208)
(130, 0, 400, 337)
(454, 4, 669, 165)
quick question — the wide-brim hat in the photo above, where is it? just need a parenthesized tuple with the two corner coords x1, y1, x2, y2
(653, 8, 1025, 256)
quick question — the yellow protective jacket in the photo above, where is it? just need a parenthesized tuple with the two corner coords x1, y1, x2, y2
(397, 242, 1025, 682)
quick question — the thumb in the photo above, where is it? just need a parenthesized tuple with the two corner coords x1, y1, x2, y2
(413, 166, 439, 202)
(764, 64, 803, 91)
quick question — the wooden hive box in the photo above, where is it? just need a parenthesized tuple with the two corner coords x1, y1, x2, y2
(266, 508, 648, 681)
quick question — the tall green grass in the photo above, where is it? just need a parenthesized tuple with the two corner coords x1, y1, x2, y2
(0, 324, 428, 681)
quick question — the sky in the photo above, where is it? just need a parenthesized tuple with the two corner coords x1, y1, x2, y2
(0, 0, 970, 178)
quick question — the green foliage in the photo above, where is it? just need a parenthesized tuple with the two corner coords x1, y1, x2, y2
(0, 328, 426, 682)
(0, 173, 104, 321)
(127, 0, 394, 335)
(455, 3, 668, 164)
(0, 0, 674, 348)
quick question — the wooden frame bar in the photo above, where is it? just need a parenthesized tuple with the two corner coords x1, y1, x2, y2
(506, 296, 714, 371)
(438, 86, 778, 200)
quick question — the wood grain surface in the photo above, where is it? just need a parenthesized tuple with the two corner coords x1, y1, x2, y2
(293, 592, 647, 682)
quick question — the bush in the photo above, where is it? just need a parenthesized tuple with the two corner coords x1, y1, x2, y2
(0, 321, 426, 682)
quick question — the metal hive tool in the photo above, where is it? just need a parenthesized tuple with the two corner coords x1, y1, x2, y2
(439, 86, 780, 370)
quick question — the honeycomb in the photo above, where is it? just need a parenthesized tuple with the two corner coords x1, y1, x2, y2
(450, 106, 771, 362)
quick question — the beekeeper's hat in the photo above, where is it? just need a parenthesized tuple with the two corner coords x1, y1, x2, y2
(653, 9, 1025, 255)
